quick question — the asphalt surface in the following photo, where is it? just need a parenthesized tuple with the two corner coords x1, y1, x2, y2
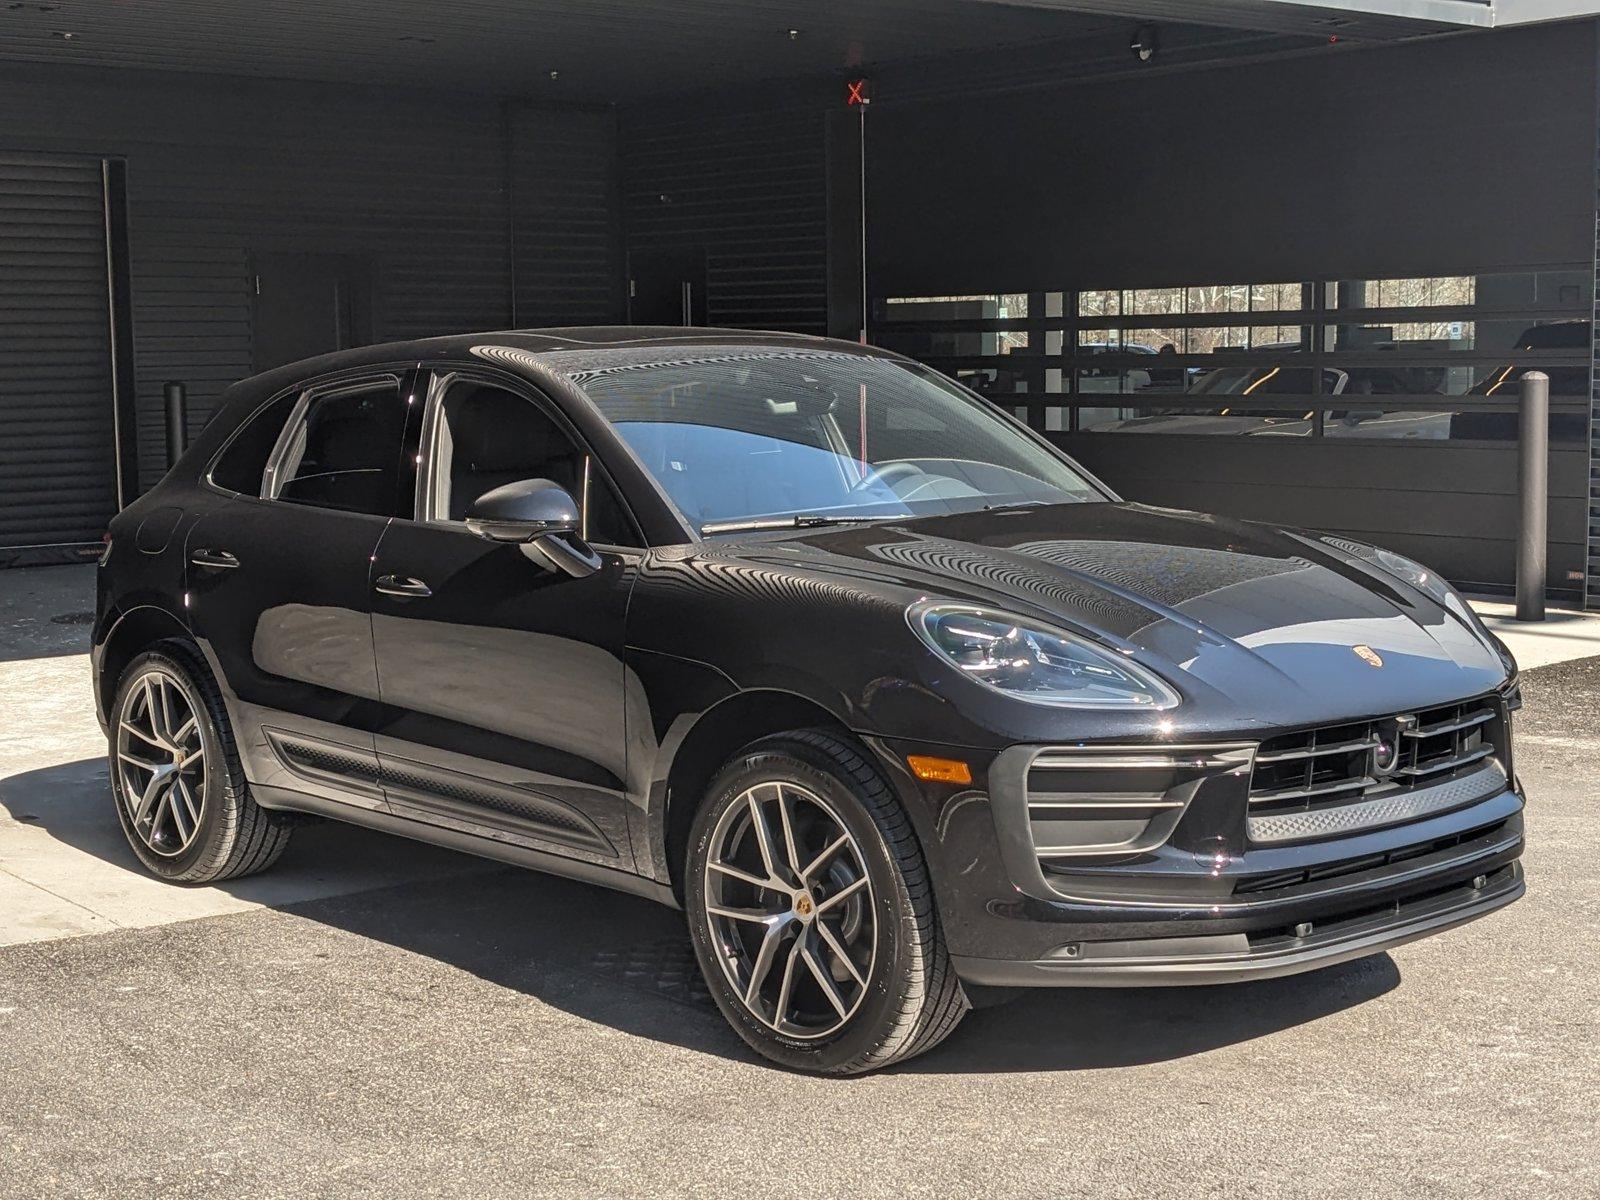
(2, 658, 1597, 1198)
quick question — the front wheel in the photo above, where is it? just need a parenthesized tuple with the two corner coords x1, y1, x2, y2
(685, 731, 968, 1074)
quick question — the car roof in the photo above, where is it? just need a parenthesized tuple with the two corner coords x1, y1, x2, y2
(249, 326, 895, 391)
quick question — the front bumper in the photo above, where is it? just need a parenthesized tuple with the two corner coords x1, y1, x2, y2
(954, 859, 1523, 986)
(873, 724, 1526, 988)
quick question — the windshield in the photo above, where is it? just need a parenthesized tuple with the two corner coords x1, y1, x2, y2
(564, 350, 1102, 532)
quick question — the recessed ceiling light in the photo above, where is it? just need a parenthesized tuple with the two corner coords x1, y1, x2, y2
(787, 28, 800, 40)
(51, 29, 75, 40)
(548, 69, 560, 81)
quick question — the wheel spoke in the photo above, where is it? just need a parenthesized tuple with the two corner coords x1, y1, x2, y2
(175, 777, 201, 828)
(707, 904, 784, 925)
(139, 677, 163, 747)
(132, 771, 166, 825)
(708, 859, 774, 890)
(814, 918, 867, 988)
(800, 832, 850, 884)
(177, 748, 204, 771)
(774, 937, 804, 1029)
(118, 750, 162, 774)
(800, 937, 851, 1020)
(746, 792, 782, 883)
(167, 785, 192, 843)
(170, 714, 198, 747)
(814, 873, 868, 916)
(120, 720, 165, 751)
(744, 919, 788, 1007)
(774, 784, 802, 876)
(154, 677, 176, 746)
(147, 787, 173, 842)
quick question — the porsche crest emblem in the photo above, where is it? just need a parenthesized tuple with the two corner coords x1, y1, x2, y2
(1353, 645, 1384, 668)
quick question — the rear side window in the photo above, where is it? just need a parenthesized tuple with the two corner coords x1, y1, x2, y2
(209, 391, 298, 495)
(267, 379, 408, 516)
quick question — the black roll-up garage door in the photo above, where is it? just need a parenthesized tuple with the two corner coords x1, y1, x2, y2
(0, 151, 116, 555)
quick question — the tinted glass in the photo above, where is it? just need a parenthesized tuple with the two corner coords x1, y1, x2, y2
(209, 391, 298, 495)
(272, 381, 407, 516)
(567, 351, 1100, 531)
(431, 380, 636, 546)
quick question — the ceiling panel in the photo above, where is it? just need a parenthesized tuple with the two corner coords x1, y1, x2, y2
(0, 0, 1120, 101)
(987, 0, 1480, 37)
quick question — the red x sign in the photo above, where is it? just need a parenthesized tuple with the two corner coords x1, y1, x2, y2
(845, 78, 870, 107)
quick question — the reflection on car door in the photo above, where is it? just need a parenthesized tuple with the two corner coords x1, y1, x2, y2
(368, 369, 641, 869)
(186, 370, 418, 813)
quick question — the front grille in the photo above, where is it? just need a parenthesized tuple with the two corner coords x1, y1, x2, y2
(1246, 695, 1507, 843)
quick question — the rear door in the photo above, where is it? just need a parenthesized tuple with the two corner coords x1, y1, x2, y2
(368, 367, 642, 869)
(186, 368, 419, 813)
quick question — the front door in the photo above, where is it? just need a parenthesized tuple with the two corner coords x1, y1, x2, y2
(185, 371, 415, 812)
(368, 369, 642, 869)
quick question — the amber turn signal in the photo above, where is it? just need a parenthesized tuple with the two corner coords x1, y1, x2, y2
(905, 755, 972, 785)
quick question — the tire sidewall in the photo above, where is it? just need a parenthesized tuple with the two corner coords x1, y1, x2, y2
(109, 648, 231, 881)
(685, 737, 924, 1073)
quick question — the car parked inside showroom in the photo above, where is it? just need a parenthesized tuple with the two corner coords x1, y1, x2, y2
(94, 327, 1526, 1074)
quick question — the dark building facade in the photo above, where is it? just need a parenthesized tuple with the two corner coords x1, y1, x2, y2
(0, 4, 1595, 609)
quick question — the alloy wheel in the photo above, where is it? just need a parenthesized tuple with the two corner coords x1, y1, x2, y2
(702, 781, 878, 1039)
(116, 670, 206, 858)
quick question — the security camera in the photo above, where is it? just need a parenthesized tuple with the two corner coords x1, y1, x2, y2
(1130, 25, 1157, 63)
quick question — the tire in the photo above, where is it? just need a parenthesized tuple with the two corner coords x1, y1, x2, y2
(108, 642, 292, 883)
(684, 730, 969, 1074)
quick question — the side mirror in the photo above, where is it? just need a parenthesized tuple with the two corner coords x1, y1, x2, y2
(464, 478, 601, 577)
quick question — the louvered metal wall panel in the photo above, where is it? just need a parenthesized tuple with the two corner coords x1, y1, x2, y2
(511, 106, 624, 327)
(0, 151, 117, 550)
(0, 66, 620, 503)
(621, 100, 829, 335)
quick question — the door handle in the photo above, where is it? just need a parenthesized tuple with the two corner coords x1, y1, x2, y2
(190, 548, 240, 570)
(374, 574, 432, 598)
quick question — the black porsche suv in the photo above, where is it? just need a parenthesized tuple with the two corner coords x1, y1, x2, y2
(94, 327, 1525, 1074)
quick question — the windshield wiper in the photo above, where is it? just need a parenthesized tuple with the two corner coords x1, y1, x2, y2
(700, 514, 902, 535)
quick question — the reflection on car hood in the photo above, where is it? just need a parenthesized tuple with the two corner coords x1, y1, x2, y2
(725, 502, 1506, 715)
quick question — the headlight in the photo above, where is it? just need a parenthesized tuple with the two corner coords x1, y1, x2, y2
(907, 601, 1180, 710)
(1370, 547, 1454, 608)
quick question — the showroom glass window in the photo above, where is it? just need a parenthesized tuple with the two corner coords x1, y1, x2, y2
(266, 379, 409, 516)
(872, 267, 1592, 442)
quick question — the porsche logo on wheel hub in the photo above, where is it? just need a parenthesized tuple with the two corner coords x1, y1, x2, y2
(1353, 645, 1384, 668)
(794, 893, 814, 918)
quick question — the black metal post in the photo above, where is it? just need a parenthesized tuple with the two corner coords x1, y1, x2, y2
(164, 381, 188, 469)
(1516, 370, 1548, 621)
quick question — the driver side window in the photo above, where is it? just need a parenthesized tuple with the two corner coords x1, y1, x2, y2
(425, 377, 638, 547)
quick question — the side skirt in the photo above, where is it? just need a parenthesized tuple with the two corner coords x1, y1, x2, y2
(253, 783, 679, 909)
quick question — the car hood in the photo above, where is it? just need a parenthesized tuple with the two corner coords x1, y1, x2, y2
(723, 502, 1507, 724)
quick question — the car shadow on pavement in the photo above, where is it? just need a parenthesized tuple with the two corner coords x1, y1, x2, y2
(288, 867, 1402, 1075)
(4, 756, 1400, 1075)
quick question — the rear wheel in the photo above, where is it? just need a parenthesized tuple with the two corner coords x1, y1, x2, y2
(109, 644, 292, 882)
(685, 730, 968, 1074)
